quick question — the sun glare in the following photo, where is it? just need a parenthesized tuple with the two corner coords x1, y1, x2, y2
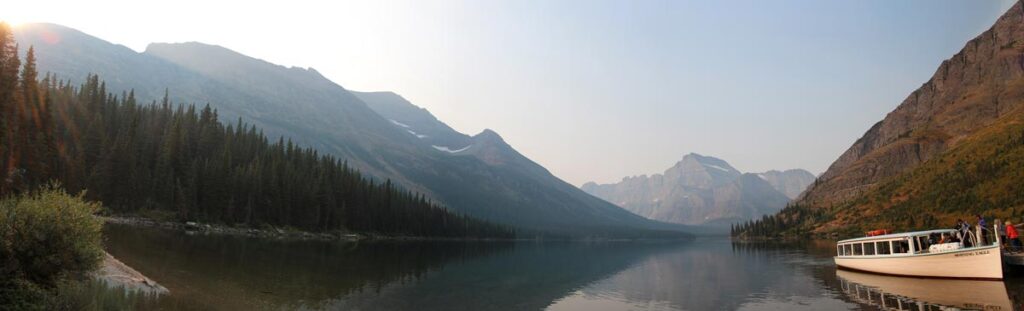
(1, 18, 25, 27)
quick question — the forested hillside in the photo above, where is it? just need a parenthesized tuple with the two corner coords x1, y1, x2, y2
(733, 108, 1024, 238)
(0, 25, 513, 238)
(14, 25, 692, 238)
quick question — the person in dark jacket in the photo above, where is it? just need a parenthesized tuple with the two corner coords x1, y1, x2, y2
(977, 214, 988, 245)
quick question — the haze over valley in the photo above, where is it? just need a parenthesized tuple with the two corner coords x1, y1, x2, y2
(2, 1, 1023, 310)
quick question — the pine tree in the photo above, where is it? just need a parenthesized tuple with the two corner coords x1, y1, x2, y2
(0, 23, 21, 193)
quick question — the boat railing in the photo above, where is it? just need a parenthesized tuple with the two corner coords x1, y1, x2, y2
(960, 225, 997, 249)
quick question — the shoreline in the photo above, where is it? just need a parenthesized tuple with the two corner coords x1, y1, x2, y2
(101, 216, 360, 241)
(101, 216, 523, 242)
(95, 252, 169, 295)
(100, 216, 692, 242)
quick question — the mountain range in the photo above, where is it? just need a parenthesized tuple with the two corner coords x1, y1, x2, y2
(738, 1, 1024, 237)
(581, 154, 814, 226)
(14, 23, 687, 238)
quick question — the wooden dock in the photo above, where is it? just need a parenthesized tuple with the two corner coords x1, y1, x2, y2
(1003, 252, 1024, 266)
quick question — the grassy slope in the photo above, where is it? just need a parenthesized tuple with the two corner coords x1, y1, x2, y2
(800, 105, 1024, 238)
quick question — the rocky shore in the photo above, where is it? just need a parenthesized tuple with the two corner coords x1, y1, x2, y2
(101, 216, 363, 241)
(95, 252, 169, 295)
(101, 216, 530, 241)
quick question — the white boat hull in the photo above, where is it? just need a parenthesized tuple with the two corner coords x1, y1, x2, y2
(834, 244, 1003, 280)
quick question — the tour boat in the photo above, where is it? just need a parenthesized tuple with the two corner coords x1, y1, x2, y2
(834, 228, 1003, 280)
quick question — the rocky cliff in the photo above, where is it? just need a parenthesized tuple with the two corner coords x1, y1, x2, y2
(799, 1, 1024, 207)
(736, 2, 1024, 237)
(757, 169, 817, 199)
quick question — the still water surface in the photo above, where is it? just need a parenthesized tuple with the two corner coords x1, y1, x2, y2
(102, 224, 1024, 310)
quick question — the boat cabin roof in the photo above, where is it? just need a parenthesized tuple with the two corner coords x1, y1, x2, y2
(837, 229, 957, 244)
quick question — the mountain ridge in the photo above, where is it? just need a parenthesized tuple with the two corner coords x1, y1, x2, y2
(736, 1, 1024, 237)
(15, 23, 689, 238)
(797, 1, 1024, 207)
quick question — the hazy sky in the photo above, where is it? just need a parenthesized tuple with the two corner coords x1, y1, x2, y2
(3, 0, 1017, 185)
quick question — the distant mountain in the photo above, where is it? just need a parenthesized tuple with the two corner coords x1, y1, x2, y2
(737, 1, 1024, 237)
(756, 169, 816, 199)
(581, 154, 809, 226)
(15, 24, 687, 238)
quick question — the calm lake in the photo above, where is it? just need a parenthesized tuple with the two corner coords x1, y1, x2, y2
(102, 223, 1024, 310)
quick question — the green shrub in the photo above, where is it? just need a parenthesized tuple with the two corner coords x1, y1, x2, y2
(0, 184, 104, 309)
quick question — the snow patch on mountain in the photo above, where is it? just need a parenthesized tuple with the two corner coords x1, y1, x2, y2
(404, 129, 427, 139)
(389, 119, 410, 128)
(432, 145, 470, 153)
(702, 163, 733, 172)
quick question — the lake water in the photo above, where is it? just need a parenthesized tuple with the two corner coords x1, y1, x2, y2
(102, 223, 1024, 310)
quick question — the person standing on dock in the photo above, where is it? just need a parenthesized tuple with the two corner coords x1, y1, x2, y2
(1006, 220, 1021, 251)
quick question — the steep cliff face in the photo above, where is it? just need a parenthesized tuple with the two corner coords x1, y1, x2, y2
(734, 2, 1024, 238)
(799, 1, 1024, 206)
(582, 154, 799, 226)
(756, 169, 816, 199)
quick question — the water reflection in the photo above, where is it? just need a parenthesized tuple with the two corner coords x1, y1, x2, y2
(103, 224, 685, 310)
(102, 224, 1024, 311)
(549, 239, 858, 311)
(103, 224, 515, 310)
(836, 270, 1012, 311)
(319, 242, 681, 310)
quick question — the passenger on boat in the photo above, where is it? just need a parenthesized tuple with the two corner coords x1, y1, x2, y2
(977, 215, 989, 245)
(1007, 220, 1021, 251)
(955, 219, 972, 247)
(996, 218, 1008, 247)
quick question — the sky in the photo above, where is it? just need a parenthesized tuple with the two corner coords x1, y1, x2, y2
(2, 0, 1017, 186)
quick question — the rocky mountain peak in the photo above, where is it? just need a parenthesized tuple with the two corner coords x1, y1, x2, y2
(474, 129, 504, 142)
(664, 153, 740, 189)
(581, 154, 803, 226)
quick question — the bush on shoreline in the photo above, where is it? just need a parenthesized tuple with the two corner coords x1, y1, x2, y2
(0, 185, 104, 309)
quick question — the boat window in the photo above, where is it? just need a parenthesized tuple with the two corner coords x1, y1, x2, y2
(863, 242, 875, 255)
(837, 245, 843, 256)
(875, 241, 890, 255)
(882, 296, 901, 310)
(918, 236, 931, 250)
(843, 244, 852, 256)
(853, 243, 863, 255)
(892, 240, 909, 254)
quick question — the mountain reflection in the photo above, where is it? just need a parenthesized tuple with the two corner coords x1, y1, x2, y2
(102, 224, 514, 310)
(103, 224, 690, 310)
(314, 242, 682, 310)
(113, 225, 1019, 311)
(550, 240, 854, 311)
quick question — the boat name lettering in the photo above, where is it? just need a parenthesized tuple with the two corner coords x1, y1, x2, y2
(953, 250, 990, 257)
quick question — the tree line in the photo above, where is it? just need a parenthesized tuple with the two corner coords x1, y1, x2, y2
(730, 203, 824, 239)
(0, 25, 514, 238)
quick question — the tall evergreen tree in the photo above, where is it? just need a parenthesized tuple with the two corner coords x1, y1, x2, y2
(0, 23, 22, 194)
